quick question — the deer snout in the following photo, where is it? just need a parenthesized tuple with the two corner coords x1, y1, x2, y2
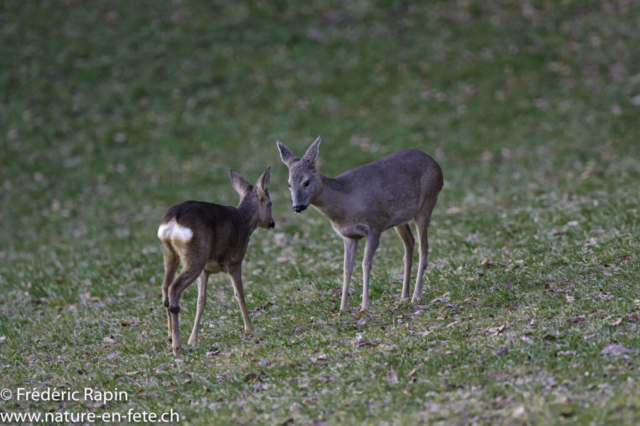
(269, 220, 275, 229)
(293, 204, 307, 213)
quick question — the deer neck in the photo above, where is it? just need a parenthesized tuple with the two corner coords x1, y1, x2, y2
(237, 198, 260, 234)
(311, 173, 347, 222)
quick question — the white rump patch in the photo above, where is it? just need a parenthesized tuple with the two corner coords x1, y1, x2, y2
(157, 220, 193, 242)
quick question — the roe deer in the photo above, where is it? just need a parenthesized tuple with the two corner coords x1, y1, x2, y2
(157, 168, 274, 356)
(277, 137, 443, 312)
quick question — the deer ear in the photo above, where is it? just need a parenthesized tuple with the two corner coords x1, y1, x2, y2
(302, 136, 321, 166)
(277, 141, 299, 166)
(256, 167, 271, 195)
(229, 169, 252, 196)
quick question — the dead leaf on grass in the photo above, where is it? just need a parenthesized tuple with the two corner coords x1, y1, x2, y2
(513, 405, 526, 417)
(600, 344, 634, 356)
(488, 325, 506, 334)
(244, 373, 262, 382)
(383, 371, 399, 383)
(431, 292, 451, 303)
(609, 318, 623, 326)
(504, 277, 514, 290)
(566, 316, 586, 324)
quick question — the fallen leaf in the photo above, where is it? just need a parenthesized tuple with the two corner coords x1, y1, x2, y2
(431, 293, 451, 303)
(446, 206, 462, 215)
(119, 321, 130, 327)
(496, 346, 508, 356)
(504, 277, 514, 290)
(600, 344, 634, 356)
(353, 333, 364, 348)
(488, 325, 506, 334)
(584, 237, 597, 247)
(383, 371, 398, 383)
(103, 336, 115, 343)
(513, 405, 526, 417)
(609, 318, 623, 326)
(521, 335, 534, 344)
(566, 316, 586, 324)
(408, 368, 417, 379)
(244, 373, 261, 382)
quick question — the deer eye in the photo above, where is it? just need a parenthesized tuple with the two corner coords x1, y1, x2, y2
(303, 180, 310, 187)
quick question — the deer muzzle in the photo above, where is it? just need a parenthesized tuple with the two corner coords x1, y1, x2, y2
(293, 204, 307, 213)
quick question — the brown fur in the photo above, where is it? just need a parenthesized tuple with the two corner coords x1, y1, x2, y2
(158, 168, 274, 356)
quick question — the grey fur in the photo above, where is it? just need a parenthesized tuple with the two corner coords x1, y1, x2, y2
(277, 137, 443, 311)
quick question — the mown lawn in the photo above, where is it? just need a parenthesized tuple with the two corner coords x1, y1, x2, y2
(1, 1, 639, 424)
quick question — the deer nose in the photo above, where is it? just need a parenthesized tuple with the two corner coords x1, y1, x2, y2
(269, 221, 275, 229)
(293, 205, 307, 213)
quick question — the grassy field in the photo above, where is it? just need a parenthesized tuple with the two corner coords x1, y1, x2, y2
(1, 0, 640, 424)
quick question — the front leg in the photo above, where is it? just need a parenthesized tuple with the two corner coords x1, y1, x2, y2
(229, 267, 253, 334)
(340, 237, 359, 311)
(361, 229, 380, 310)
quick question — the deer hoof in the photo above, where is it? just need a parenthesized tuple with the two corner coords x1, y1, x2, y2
(169, 305, 180, 314)
(173, 347, 183, 357)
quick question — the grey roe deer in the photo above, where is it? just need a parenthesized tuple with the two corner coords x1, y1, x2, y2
(277, 137, 443, 312)
(158, 168, 275, 356)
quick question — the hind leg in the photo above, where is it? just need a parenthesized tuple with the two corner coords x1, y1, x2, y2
(413, 198, 438, 302)
(168, 262, 206, 356)
(161, 242, 180, 342)
(394, 224, 415, 300)
(188, 271, 209, 345)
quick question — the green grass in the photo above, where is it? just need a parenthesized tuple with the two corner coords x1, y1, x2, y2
(1, 0, 640, 424)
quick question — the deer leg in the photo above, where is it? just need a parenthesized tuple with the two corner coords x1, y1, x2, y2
(161, 242, 179, 342)
(340, 237, 359, 311)
(361, 230, 380, 310)
(188, 271, 209, 346)
(229, 267, 253, 335)
(394, 224, 415, 301)
(168, 267, 203, 356)
(413, 200, 437, 302)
